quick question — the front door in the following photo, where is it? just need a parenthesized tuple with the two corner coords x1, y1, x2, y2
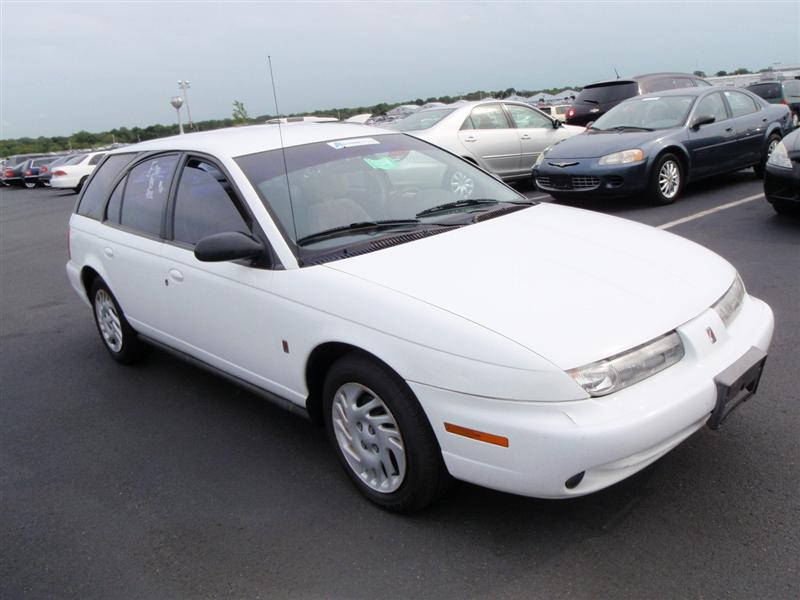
(457, 103, 520, 177)
(686, 92, 738, 178)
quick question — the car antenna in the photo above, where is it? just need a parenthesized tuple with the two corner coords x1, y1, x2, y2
(613, 66, 620, 79)
(268, 55, 299, 244)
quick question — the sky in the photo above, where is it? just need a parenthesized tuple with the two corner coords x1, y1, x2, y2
(2, 1, 799, 139)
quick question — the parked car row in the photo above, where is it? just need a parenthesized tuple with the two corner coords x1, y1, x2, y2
(1, 150, 108, 192)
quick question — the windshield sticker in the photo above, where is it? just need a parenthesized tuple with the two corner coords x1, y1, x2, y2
(363, 156, 397, 170)
(327, 137, 380, 149)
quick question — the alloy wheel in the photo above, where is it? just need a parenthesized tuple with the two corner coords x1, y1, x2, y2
(331, 382, 406, 493)
(450, 170, 475, 199)
(658, 160, 680, 199)
(94, 289, 123, 352)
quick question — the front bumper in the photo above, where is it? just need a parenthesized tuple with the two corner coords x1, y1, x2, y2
(412, 294, 774, 499)
(533, 159, 648, 197)
(763, 161, 800, 206)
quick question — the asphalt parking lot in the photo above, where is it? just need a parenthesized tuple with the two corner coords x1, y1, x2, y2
(1, 174, 798, 600)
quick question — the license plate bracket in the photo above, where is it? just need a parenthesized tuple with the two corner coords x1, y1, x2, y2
(707, 347, 767, 430)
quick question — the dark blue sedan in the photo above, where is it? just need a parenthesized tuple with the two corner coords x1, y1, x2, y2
(533, 87, 792, 204)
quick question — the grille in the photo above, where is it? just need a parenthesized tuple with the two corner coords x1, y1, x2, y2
(536, 175, 600, 191)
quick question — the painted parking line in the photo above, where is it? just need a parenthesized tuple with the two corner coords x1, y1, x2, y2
(657, 193, 765, 230)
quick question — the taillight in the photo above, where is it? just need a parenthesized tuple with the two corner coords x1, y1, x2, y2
(567, 108, 575, 118)
(4, 169, 12, 177)
(780, 99, 788, 105)
(25, 169, 33, 176)
(54, 170, 67, 176)
(41, 167, 48, 173)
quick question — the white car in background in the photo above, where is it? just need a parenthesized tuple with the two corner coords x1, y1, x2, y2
(50, 151, 107, 192)
(67, 123, 773, 512)
(539, 104, 572, 122)
(390, 100, 584, 189)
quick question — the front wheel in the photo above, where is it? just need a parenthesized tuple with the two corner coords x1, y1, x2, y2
(754, 134, 781, 178)
(90, 279, 149, 364)
(322, 354, 449, 512)
(647, 153, 683, 205)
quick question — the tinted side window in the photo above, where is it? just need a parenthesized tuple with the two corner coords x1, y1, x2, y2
(695, 93, 728, 122)
(724, 91, 758, 117)
(88, 153, 106, 166)
(462, 104, 510, 130)
(76, 153, 138, 220)
(505, 104, 552, 129)
(172, 159, 250, 246)
(119, 155, 179, 236)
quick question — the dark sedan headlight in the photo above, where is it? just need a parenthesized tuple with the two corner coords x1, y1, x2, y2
(598, 149, 644, 165)
(567, 331, 685, 397)
(766, 141, 792, 169)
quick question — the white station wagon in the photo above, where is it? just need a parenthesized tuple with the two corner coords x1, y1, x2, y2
(66, 123, 774, 512)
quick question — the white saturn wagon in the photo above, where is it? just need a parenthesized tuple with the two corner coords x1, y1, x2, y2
(66, 122, 774, 512)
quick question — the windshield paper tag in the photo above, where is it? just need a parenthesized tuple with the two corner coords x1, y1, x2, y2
(363, 156, 397, 170)
(327, 137, 380, 149)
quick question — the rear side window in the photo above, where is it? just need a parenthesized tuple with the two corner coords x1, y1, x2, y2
(76, 153, 138, 220)
(748, 83, 782, 99)
(575, 82, 638, 105)
(172, 159, 250, 246)
(88, 153, 106, 166)
(118, 155, 179, 237)
(724, 91, 759, 117)
(784, 80, 800, 96)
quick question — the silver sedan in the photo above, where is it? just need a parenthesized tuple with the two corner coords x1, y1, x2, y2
(390, 100, 584, 185)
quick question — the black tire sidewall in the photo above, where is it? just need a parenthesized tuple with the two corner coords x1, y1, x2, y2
(322, 353, 447, 512)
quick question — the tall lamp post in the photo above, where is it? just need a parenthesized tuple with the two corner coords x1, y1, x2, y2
(170, 96, 185, 134)
(177, 80, 193, 131)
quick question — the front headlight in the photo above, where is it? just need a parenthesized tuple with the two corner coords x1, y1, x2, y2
(567, 331, 684, 397)
(598, 148, 645, 165)
(766, 140, 792, 169)
(712, 274, 745, 326)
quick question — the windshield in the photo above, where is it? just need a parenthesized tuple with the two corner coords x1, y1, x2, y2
(390, 108, 456, 131)
(235, 133, 526, 257)
(591, 95, 695, 131)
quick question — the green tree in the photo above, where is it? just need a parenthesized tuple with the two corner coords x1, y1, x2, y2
(232, 100, 250, 124)
(733, 68, 751, 75)
(693, 70, 706, 78)
(715, 70, 728, 77)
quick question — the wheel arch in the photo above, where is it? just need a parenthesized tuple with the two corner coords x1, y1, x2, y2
(648, 145, 691, 182)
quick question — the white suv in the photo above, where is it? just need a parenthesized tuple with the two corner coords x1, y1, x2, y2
(51, 151, 107, 192)
(66, 123, 773, 512)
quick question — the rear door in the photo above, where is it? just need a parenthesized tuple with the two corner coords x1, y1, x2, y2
(723, 90, 766, 167)
(457, 103, 520, 177)
(685, 92, 738, 178)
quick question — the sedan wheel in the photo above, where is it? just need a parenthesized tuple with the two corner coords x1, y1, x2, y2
(331, 382, 406, 493)
(24, 181, 37, 189)
(792, 112, 799, 129)
(323, 354, 449, 512)
(94, 288, 124, 353)
(449, 169, 475, 198)
(648, 154, 683, 205)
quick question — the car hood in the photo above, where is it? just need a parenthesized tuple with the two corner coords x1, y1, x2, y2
(325, 203, 733, 369)
(545, 130, 675, 159)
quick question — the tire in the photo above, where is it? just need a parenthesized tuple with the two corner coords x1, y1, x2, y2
(90, 279, 149, 364)
(792, 112, 799, 130)
(770, 200, 800, 216)
(322, 353, 450, 513)
(754, 134, 781, 178)
(24, 181, 37, 189)
(647, 153, 683, 205)
(74, 176, 88, 193)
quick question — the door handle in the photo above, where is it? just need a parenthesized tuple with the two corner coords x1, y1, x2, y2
(168, 268, 184, 283)
(725, 127, 734, 132)
(464, 136, 477, 143)
(519, 134, 531, 140)
(103, 247, 114, 258)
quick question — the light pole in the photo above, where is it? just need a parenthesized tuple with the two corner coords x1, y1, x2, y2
(170, 96, 185, 134)
(177, 80, 193, 131)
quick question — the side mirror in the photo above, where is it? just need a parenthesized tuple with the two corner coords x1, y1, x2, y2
(194, 231, 264, 263)
(552, 119, 562, 129)
(690, 115, 716, 130)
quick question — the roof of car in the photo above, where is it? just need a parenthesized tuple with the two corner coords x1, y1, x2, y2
(634, 86, 725, 99)
(107, 122, 396, 159)
(585, 73, 704, 88)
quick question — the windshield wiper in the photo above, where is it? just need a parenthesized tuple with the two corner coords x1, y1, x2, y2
(416, 198, 511, 218)
(296, 219, 421, 246)
(607, 125, 654, 132)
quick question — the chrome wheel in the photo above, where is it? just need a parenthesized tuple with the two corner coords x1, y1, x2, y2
(767, 137, 780, 157)
(658, 159, 680, 199)
(94, 289, 123, 352)
(24, 181, 36, 189)
(331, 382, 406, 493)
(450, 170, 475, 199)
(792, 112, 799, 129)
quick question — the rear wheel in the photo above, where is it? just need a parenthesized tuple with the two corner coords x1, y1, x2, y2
(647, 153, 683, 205)
(75, 176, 88, 193)
(322, 353, 449, 512)
(754, 134, 781, 178)
(24, 180, 37, 189)
(90, 279, 149, 364)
